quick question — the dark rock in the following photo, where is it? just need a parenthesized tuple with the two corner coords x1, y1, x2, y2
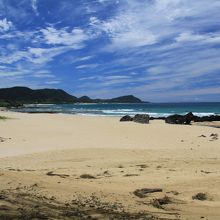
(210, 133, 218, 137)
(150, 116, 166, 120)
(192, 193, 207, 201)
(165, 112, 220, 124)
(165, 112, 195, 124)
(133, 114, 150, 124)
(193, 115, 220, 122)
(79, 174, 96, 179)
(184, 112, 195, 124)
(120, 115, 133, 122)
(210, 133, 218, 140)
(151, 196, 172, 209)
(165, 114, 185, 124)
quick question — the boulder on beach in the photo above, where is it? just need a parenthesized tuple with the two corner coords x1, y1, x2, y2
(165, 114, 185, 124)
(165, 112, 194, 124)
(184, 112, 195, 124)
(120, 115, 133, 122)
(133, 114, 150, 124)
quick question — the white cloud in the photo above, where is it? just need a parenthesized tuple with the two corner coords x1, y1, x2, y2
(0, 18, 13, 32)
(33, 71, 55, 78)
(176, 32, 220, 44)
(105, 75, 131, 80)
(45, 80, 61, 85)
(89, 0, 220, 51)
(0, 46, 69, 65)
(0, 0, 220, 101)
(31, 0, 39, 16)
(28, 47, 68, 63)
(41, 27, 89, 48)
(147, 66, 169, 75)
(76, 64, 99, 69)
(79, 56, 93, 61)
(90, 14, 157, 49)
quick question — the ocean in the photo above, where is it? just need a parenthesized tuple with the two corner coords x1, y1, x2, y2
(17, 102, 220, 117)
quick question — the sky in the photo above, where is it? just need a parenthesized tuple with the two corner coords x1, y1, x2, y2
(0, 0, 220, 102)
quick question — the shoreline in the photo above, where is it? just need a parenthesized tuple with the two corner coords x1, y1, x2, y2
(0, 112, 220, 219)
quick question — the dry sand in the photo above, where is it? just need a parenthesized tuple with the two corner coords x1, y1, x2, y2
(0, 111, 220, 219)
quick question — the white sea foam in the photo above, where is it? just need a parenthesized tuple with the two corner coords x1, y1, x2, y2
(191, 112, 216, 116)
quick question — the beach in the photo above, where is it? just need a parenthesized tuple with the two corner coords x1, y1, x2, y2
(0, 111, 220, 219)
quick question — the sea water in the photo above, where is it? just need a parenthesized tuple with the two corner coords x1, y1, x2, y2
(18, 102, 220, 117)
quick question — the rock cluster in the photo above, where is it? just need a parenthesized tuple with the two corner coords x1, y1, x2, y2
(120, 114, 150, 124)
(165, 112, 220, 124)
(120, 112, 220, 125)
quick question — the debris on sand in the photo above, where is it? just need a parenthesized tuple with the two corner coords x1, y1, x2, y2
(103, 170, 112, 177)
(151, 196, 172, 209)
(0, 137, 11, 143)
(201, 170, 213, 174)
(210, 133, 218, 141)
(198, 135, 206, 138)
(124, 174, 139, 177)
(79, 174, 96, 179)
(46, 171, 69, 178)
(133, 188, 163, 198)
(136, 164, 148, 169)
(166, 191, 179, 195)
(192, 193, 208, 201)
(0, 190, 156, 220)
(0, 137, 6, 142)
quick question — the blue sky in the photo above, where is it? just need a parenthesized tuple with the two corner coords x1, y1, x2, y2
(0, 0, 220, 102)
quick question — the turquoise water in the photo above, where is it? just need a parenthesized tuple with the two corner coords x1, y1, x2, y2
(19, 102, 220, 117)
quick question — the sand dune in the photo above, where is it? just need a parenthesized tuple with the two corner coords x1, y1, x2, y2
(0, 112, 220, 219)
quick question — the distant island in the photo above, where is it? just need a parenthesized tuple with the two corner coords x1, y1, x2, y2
(0, 87, 146, 107)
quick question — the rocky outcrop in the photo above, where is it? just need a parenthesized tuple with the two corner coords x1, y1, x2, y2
(165, 112, 220, 124)
(120, 115, 133, 122)
(165, 112, 195, 124)
(193, 115, 220, 122)
(121, 112, 220, 125)
(133, 114, 150, 124)
(120, 114, 150, 124)
(150, 116, 166, 120)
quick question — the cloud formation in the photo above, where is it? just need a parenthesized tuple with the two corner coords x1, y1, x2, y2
(31, 0, 39, 16)
(0, 18, 13, 32)
(0, 0, 219, 101)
